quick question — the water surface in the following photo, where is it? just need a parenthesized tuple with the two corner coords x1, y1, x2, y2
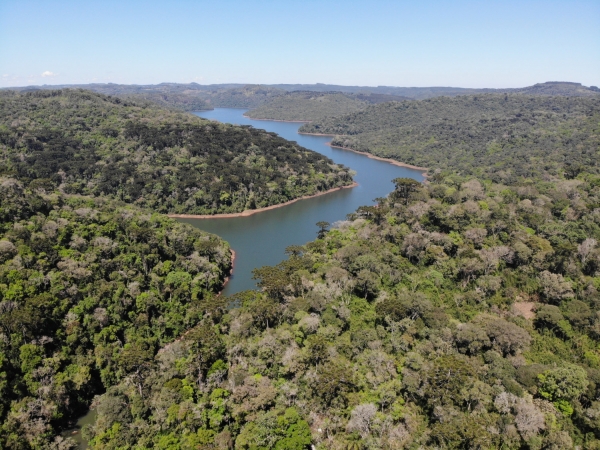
(182, 108, 424, 295)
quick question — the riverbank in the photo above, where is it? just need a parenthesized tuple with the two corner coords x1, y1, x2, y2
(242, 114, 311, 123)
(167, 182, 358, 219)
(296, 131, 428, 178)
(328, 143, 429, 178)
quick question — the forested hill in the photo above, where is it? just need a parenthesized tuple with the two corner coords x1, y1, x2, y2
(0, 90, 353, 215)
(269, 81, 600, 99)
(10, 82, 216, 112)
(7, 81, 597, 111)
(83, 148, 600, 447)
(5, 84, 288, 111)
(245, 92, 369, 122)
(245, 91, 410, 122)
(203, 85, 287, 109)
(300, 94, 600, 183)
(0, 179, 232, 447)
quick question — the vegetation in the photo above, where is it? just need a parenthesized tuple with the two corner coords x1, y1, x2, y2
(0, 178, 232, 448)
(246, 91, 409, 122)
(270, 81, 600, 99)
(2, 86, 600, 448)
(0, 90, 353, 215)
(9, 83, 218, 112)
(246, 92, 369, 122)
(8, 82, 597, 112)
(83, 162, 600, 448)
(300, 94, 600, 183)
(7, 84, 287, 111)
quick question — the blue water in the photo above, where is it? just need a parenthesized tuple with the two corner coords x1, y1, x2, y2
(179, 109, 425, 295)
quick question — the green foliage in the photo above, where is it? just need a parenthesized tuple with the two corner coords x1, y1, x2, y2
(537, 365, 589, 402)
(0, 179, 231, 448)
(247, 91, 371, 122)
(3, 88, 600, 448)
(301, 94, 600, 184)
(0, 89, 353, 215)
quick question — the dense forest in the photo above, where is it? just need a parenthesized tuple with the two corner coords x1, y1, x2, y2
(84, 167, 600, 448)
(0, 90, 353, 215)
(300, 94, 600, 182)
(245, 92, 409, 122)
(9, 83, 218, 112)
(1, 85, 600, 448)
(0, 178, 232, 448)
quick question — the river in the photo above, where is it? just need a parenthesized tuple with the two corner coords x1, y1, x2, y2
(64, 107, 425, 448)
(180, 108, 425, 295)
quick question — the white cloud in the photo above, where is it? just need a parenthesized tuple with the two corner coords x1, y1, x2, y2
(41, 71, 57, 77)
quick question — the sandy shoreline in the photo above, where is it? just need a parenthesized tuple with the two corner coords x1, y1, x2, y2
(328, 143, 429, 178)
(167, 182, 359, 219)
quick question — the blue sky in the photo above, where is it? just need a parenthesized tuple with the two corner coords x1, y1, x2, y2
(1, 0, 598, 88)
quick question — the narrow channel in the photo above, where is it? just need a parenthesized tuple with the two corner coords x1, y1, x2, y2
(181, 108, 425, 295)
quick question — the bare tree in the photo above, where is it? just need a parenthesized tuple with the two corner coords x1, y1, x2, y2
(578, 238, 597, 265)
(346, 403, 377, 438)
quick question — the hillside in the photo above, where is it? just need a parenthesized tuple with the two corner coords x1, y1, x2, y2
(0, 179, 232, 448)
(514, 82, 600, 97)
(246, 91, 411, 122)
(246, 92, 369, 122)
(2, 88, 600, 448)
(204, 85, 287, 109)
(83, 160, 600, 448)
(7, 82, 597, 111)
(0, 90, 353, 215)
(13, 83, 217, 111)
(300, 94, 600, 182)
(270, 81, 599, 99)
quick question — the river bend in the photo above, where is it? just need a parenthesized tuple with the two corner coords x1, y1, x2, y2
(181, 108, 425, 295)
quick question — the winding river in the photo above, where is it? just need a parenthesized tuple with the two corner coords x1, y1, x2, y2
(65, 108, 425, 448)
(181, 108, 426, 295)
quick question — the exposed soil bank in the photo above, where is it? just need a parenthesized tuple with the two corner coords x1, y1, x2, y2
(242, 114, 311, 123)
(298, 132, 429, 177)
(329, 144, 429, 178)
(167, 182, 359, 219)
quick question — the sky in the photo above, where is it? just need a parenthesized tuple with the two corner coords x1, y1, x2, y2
(0, 0, 598, 89)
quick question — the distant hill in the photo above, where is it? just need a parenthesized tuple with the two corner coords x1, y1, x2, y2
(203, 84, 287, 109)
(245, 91, 368, 121)
(269, 81, 600, 99)
(9, 82, 216, 111)
(299, 94, 600, 183)
(513, 81, 600, 97)
(245, 91, 411, 122)
(4, 81, 597, 111)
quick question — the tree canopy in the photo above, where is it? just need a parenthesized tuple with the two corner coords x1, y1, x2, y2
(0, 89, 353, 215)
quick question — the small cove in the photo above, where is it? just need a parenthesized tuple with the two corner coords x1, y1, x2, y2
(183, 108, 425, 295)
